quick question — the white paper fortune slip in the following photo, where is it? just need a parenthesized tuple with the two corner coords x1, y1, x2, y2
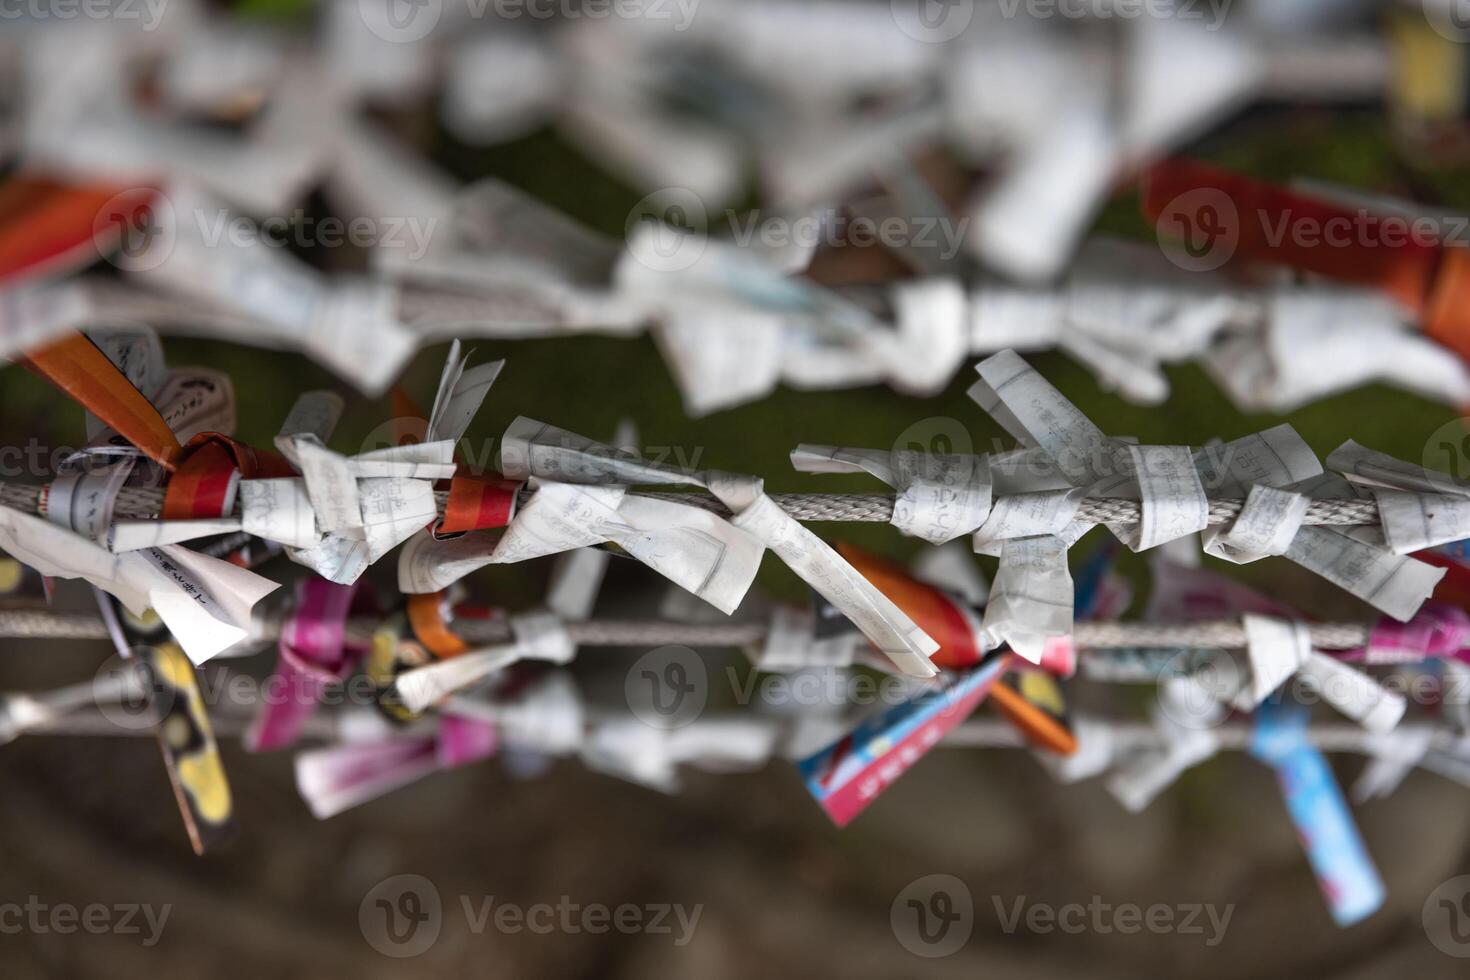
(1220, 616, 1405, 733)
(288, 436, 361, 534)
(274, 391, 344, 451)
(966, 350, 1129, 553)
(1217, 485, 1309, 561)
(790, 445, 992, 545)
(0, 508, 277, 663)
(1285, 524, 1443, 623)
(981, 535, 1073, 665)
(110, 518, 244, 552)
(1192, 425, 1320, 563)
(398, 529, 503, 595)
(239, 478, 319, 550)
(1327, 440, 1470, 555)
(1107, 678, 1223, 813)
(1270, 472, 1445, 623)
(0, 282, 93, 362)
(495, 419, 939, 677)
(426, 339, 504, 444)
(357, 478, 438, 562)
(968, 349, 1121, 487)
(1117, 444, 1209, 552)
(44, 457, 135, 542)
(395, 611, 576, 714)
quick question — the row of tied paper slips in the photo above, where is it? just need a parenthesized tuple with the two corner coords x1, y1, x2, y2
(4, 0, 1470, 928)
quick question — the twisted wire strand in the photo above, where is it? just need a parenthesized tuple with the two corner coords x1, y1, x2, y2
(0, 608, 1372, 651)
(15, 699, 1452, 757)
(0, 481, 1383, 526)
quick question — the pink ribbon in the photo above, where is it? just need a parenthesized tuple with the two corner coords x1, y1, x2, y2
(437, 714, 499, 768)
(1357, 603, 1470, 665)
(247, 578, 375, 752)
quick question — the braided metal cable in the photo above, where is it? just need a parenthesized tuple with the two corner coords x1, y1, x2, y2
(0, 610, 113, 640)
(0, 481, 1382, 526)
(17, 708, 1447, 755)
(0, 608, 1372, 651)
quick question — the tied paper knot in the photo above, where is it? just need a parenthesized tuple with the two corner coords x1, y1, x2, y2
(395, 610, 577, 714)
(1328, 440, 1470, 555)
(970, 351, 1443, 636)
(1106, 678, 1223, 813)
(789, 445, 993, 545)
(965, 351, 1227, 661)
(483, 418, 940, 677)
(271, 342, 503, 584)
(1220, 615, 1405, 734)
(44, 456, 135, 542)
(1206, 484, 1309, 563)
(247, 577, 375, 752)
(1352, 724, 1437, 804)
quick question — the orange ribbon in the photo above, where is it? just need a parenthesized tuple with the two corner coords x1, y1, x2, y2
(441, 473, 521, 534)
(25, 332, 181, 469)
(0, 177, 154, 284)
(1144, 158, 1470, 367)
(407, 592, 469, 658)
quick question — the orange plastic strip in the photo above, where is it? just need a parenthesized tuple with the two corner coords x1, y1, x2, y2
(1425, 246, 1470, 362)
(25, 333, 181, 469)
(989, 680, 1078, 756)
(836, 542, 983, 669)
(441, 474, 521, 534)
(0, 177, 153, 285)
(1143, 158, 1440, 314)
(407, 592, 469, 658)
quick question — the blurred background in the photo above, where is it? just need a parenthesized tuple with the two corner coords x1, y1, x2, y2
(5, 0, 1470, 976)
